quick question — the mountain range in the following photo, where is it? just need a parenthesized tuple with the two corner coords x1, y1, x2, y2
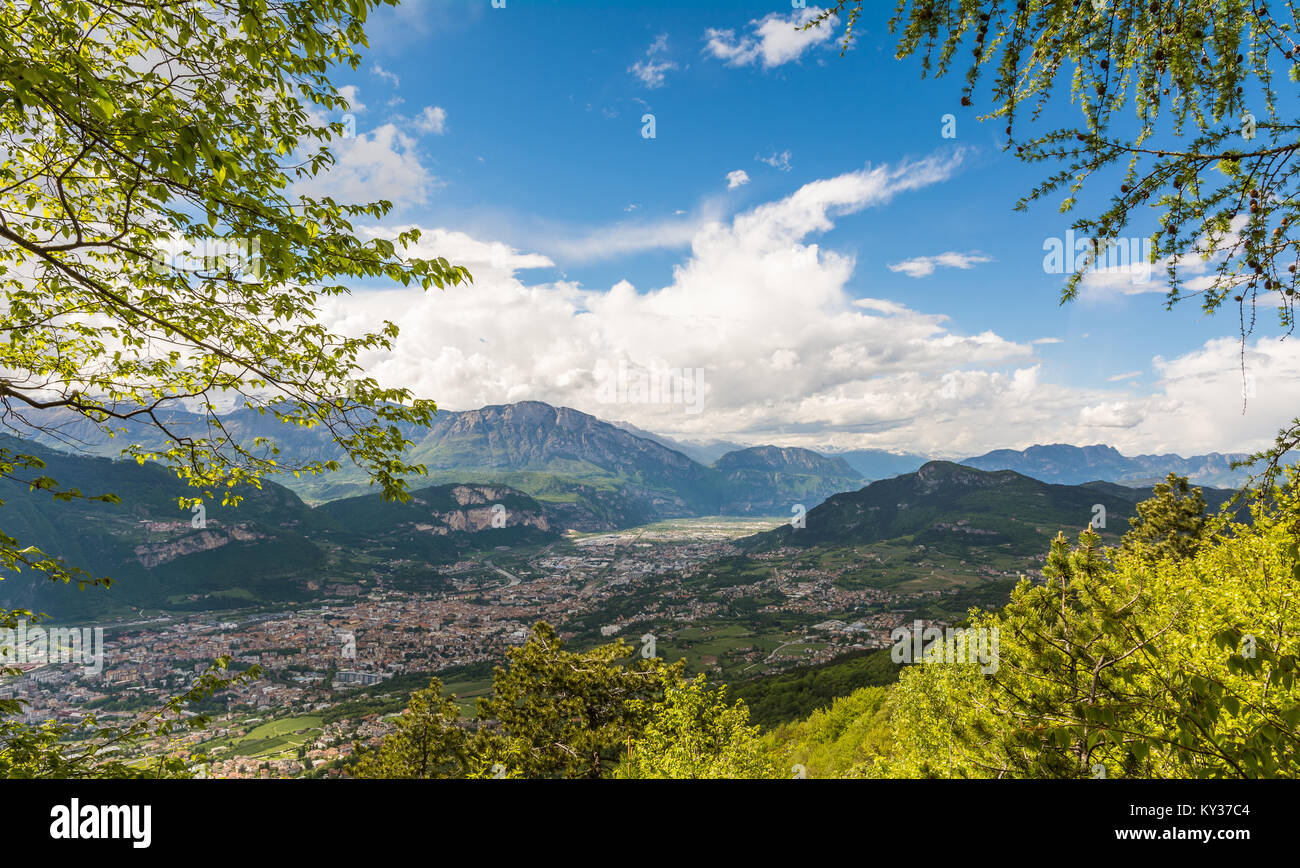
(0, 436, 560, 619)
(10, 401, 1259, 534)
(15, 402, 1254, 519)
(0, 423, 1247, 618)
(14, 402, 871, 526)
(740, 460, 1242, 564)
(959, 443, 1250, 489)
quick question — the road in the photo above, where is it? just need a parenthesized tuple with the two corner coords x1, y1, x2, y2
(742, 637, 813, 673)
(484, 558, 521, 588)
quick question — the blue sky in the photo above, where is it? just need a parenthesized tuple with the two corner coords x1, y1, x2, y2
(302, 0, 1300, 458)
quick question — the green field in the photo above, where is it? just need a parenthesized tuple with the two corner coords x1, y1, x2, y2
(202, 714, 324, 760)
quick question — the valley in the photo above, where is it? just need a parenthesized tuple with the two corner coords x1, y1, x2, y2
(2, 467, 1162, 777)
(6, 0, 1299, 807)
(0, 402, 1255, 779)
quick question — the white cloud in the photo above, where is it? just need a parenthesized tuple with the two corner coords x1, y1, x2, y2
(868, 336, 1300, 458)
(630, 59, 677, 88)
(1078, 401, 1145, 428)
(371, 63, 400, 87)
(358, 227, 554, 276)
(852, 298, 910, 316)
(414, 105, 448, 135)
(293, 123, 438, 209)
(1107, 370, 1142, 382)
(1131, 337, 1300, 453)
(758, 150, 793, 172)
(1071, 216, 1250, 300)
(888, 251, 992, 278)
(314, 154, 1293, 458)
(337, 85, 365, 113)
(704, 8, 835, 69)
(630, 34, 678, 87)
(542, 214, 708, 263)
(726, 170, 750, 189)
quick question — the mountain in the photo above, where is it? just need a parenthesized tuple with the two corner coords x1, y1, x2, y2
(741, 460, 1238, 557)
(712, 446, 863, 514)
(14, 402, 722, 525)
(825, 449, 931, 481)
(0, 437, 558, 619)
(1, 432, 1250, 619)
(960, 443, 1250, 488)
(402, 402, 721, 524)
(15, 402, 870, 524)
(607, 422, 744, 466)
(37, 402, 1255, 531)
(0, 437, 324, 620)
(308, 481, 558, 588)
(664, 438, 749, 467)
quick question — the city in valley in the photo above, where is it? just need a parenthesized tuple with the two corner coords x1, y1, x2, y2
(1, 516, 1026, 778)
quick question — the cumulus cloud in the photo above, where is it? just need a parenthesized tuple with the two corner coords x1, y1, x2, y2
(1078, 401, 1146, 428)
(726, 170, 750, 189)
(888, 251, 992, 278)
(704, 7, 835, 68)
(313, 153, 1293, 458)
(413, 106, 448, 135)
(293, 123, 438, 209)
(337, 85, 365, 113)
(1133, 337, 1300, 453)
(873, 336, 1300, 458)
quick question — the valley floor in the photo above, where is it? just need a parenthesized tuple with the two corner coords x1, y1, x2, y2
(3, 515, 1027, 778)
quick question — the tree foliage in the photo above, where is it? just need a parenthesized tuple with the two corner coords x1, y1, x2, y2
(0, 0, 468, 777)
(474, 622, 685, 779)
(354, 628, 780, 780)
(615, 675, 780, 779)
(352, 677, 468, 779)
(0, 0, 468, 504)
(1120, 471, 1211, 561)
(766, 685, 892, 779)
(864, 475, 1300, 778)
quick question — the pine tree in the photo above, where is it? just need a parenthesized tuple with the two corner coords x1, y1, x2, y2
(353, 678, 468, 779)
(1120, 473, 1210, 562)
